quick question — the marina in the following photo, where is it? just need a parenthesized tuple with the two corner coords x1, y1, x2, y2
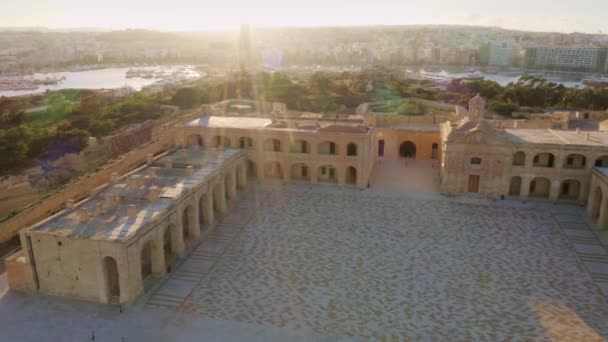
(0, 65, 202, 97)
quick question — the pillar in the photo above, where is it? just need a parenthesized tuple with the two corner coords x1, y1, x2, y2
(214, 182, 227, 215)
(520, 175, 532, 199)
(203, 191, 215, 227)
(174, 211, 186, 257)
(549, 180, 561, 201)
(237, 163, 247, 188)
(151, 234, 166, 277)
(257, 162, 265, 181)
(190, 199, 201, 241)
(310, 166, 318, 184)
(337, 166, 345, 186)
(226, 169, 237, 201)
(283, 164, 291, 182)
(599, 195, 608, 230)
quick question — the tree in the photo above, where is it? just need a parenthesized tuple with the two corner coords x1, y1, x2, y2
(172, 87, 200, 109)
(489, 101, 519, 117)
(89, 120, 115, 137)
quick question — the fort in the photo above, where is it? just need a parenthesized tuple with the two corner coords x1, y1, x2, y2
(5, 95, 608, 307)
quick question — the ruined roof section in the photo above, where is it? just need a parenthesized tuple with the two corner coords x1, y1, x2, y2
(184, 115, 370, 134)
(505, 129, 608, 146)
(31, 148, 242, 242)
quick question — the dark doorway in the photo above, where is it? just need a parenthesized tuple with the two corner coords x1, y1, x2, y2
(104, 257, 120, 299)
(378, 140, 385, 157)
(467, 175, 480, 193)
(399, 141, 416, 159)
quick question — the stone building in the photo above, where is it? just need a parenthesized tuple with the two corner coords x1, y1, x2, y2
(6, 96, 608, 305)
(6, 148, 247, 305)
(177, 115, 375, 188)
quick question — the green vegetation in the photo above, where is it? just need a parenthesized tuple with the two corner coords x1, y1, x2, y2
(0, 89, 164, 172)
(2, 69, 607, 173)
(444, 76, 608, 116)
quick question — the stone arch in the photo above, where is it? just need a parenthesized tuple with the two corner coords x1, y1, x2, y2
(163, 224, 176, 268)
(290, 139, 309, 154)
(186, 134, 204, 147)
(140, 240, 154, 283)
(590, 187, 603, 220)
(529, 177, 551, 198)
(345, 166, 357, 185)
(512, 151, 526, 166)
(318, 164, 338, 184)
(318, 141, 337, 155)
(509, 176, 522, 196)
(263, 138, 281, 152)
(103, 256, 120, 299)
(399, 141, 416, 159)
(264, 162, 283, 179)
(595, 155, 608, 167)
(239, 137, 254, 149)
(347, 143, 358, 157)
(247, 160, 256, 178)
(290, 163, 310, 181)
(560, 179, 581, 200)
(532, 153, 555, 168)
(564, 154, 586, 169)
(182, 205, 194, 244)
(212, 135, 231, 149)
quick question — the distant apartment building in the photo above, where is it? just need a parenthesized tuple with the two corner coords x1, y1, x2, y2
(525, 46, 608, 73)
(479, 41, 519, 67)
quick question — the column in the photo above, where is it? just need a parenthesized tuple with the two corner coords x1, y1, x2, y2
(310, 166, 318, 184)
(203, 191, 215, 227)
(283, 163, 291, 182)
(520, 175, 532, 199)
(229, 169, 237, 200)
(549, 180, 561, 201)
(337, 166, 345, 186)
(174, 213, 186, 257)
(257, 162, 265, 181)
(151, 233, 166, 277)
(237, 163, 247, 188)
(214, 181, 227, 215)
(599, 195, 608, 229)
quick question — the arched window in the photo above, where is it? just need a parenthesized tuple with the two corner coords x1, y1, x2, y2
(347, 143, 358, 156)
(291, 140, 309, 154)
(318, 141, 337, 155)
(512, 151, 526, 166)
(532, 153, 555, 168)
(239, 137, 253, 149)
(470, 157, 482, 165)
(263, 138, 281, 152)
(563, 154, 586, 169)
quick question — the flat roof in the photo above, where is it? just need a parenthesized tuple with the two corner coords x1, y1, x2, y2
(31, 148, 241, 242)
(183, 115, 370, 134)
(505, 129, 608, 146)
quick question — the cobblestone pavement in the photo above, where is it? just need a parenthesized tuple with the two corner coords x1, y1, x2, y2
(148, 183, 608, 341)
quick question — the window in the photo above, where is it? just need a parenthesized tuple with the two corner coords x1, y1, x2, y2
(471, 157, 482, 165)
(567, 156, 574, 165)
(321, 167, 326, 175)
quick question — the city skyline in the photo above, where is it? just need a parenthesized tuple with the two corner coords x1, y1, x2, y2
(1, 0, 608, 34)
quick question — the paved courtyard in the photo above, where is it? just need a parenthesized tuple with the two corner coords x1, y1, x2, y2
(1, 182, 608, 341)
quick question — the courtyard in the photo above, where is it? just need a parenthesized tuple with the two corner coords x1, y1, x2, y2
(0, 182, 608, 340)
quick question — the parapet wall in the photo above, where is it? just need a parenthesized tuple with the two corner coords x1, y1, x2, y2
(0, 132, 175, 243)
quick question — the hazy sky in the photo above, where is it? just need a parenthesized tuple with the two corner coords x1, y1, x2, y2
(2, 0, 607, 33)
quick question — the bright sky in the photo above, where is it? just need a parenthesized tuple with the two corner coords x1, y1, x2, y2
(2, 0, 608, 33)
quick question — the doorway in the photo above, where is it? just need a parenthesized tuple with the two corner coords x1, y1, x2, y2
(467, 175, 480, 193)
